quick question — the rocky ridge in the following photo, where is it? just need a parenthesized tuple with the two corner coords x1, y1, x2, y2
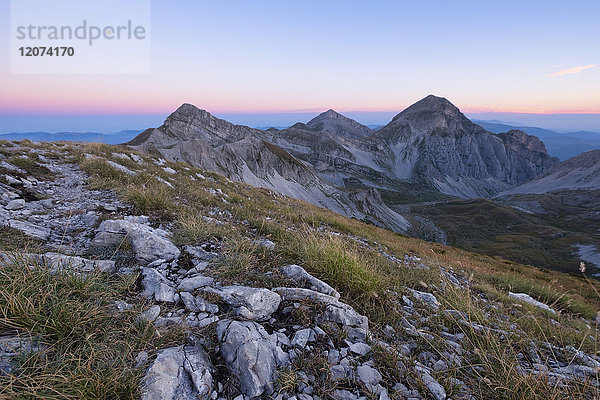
(128, 104, 410, 234)
(500, 150, 600, 195)
(127, 96, 561, 237)
(0, 140, 598, 399)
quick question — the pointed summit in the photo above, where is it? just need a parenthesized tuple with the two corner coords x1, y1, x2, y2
(321, 109, 343, 118)
(381, 95, 482, 136)
(306, 109, 372, 138)
(392, 95, 462, 122)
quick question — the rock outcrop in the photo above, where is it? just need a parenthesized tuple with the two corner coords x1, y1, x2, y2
(92, 217, 180, 263)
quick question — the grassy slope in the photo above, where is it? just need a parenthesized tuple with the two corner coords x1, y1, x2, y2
(1, 140, 599, 399)
(411, 197, 600, 275)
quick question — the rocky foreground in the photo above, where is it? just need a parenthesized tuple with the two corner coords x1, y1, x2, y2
(0, 140, 599, 399)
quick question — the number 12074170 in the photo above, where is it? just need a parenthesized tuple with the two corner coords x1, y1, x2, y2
(19, 47, 74, 56)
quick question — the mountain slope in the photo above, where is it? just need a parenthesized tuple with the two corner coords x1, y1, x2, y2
(502, 150, 600, 194)
(127, 104, 410, 233)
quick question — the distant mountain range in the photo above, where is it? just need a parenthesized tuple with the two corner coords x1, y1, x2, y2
(0, 130, 142, 144)
(124, 95, 600, 274)
(474, 120, 600, 161)
(4, 117, 598, 162)
(126, 95, 560, 230)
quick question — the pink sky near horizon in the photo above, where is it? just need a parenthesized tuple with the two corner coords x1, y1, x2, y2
(2, 1, 600, 119)
(1, 81, 599, 116)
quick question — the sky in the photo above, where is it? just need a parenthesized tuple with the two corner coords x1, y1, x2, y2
(1, 0, 599, 132)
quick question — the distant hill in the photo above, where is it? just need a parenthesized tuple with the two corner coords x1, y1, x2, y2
(474, 120, 600, 160)
(0, 130, 142, 144)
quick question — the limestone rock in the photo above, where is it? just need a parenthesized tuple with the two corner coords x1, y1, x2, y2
(217, 319, 284, 398)
(509, 292, 556, 314)
(407, 288, 441, 310)
(42, 252, 116, 273)
(5, 199, 25, 210)
(178, 275, 215, 292)
(140, 268, 177, 303)
(280, 264, 340, 298)
(7, 219, 51, 241)
(141, 345, 213, 400)
(208, 286, 281, 321)
(92, 218, 180, 264)
(273, 287, 368, 340)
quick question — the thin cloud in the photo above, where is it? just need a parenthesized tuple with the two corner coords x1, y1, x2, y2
(548, 64, 597, 77)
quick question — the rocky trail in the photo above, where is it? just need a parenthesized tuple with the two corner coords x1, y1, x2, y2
(0, 141, 598, 400)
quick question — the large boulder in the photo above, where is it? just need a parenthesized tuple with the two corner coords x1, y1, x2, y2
(206, 286, 281, 321)
(141, 345, 213, 400)
(217, 319, 286, 398)
(91, 218, 180, 264)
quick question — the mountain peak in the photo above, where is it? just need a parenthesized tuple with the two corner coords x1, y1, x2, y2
(322, 109, 342, 117)
(393, 95, 460, 121)
(170, 103, 212, 120)
(382, 95, 480, 137)
(306, 109, 372, 138)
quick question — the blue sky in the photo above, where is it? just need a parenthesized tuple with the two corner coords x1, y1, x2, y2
(0, 0, 599, 132)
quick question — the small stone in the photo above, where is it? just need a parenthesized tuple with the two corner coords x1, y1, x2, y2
(140, 305, 161, 323)
(407, 288, 440, 310)
(291, 328, 312, 348)
(6, 199, 25, 210)
(178, 275, 215, 291)
(349, 342, 371, 356)
(356, 364, 382, 387)
(135, 351, 149, 367)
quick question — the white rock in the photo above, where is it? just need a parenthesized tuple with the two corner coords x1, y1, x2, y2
(141, 305, 161, 323)
(6, 199, 25, 210)
(208, 286, 281, 321)
(280, 264, 340, 298)
(141, 345, 213, 400)
(140, 268, 176, 303)
(106, 160, 136, 175)
(217, 319, 284, 398)
(92, 219, 180, 263)
(178, 275, 215, 292)
(407, 288, 441, 310)
(509, 292, 556, 314)
(349, 342, 371, 356)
